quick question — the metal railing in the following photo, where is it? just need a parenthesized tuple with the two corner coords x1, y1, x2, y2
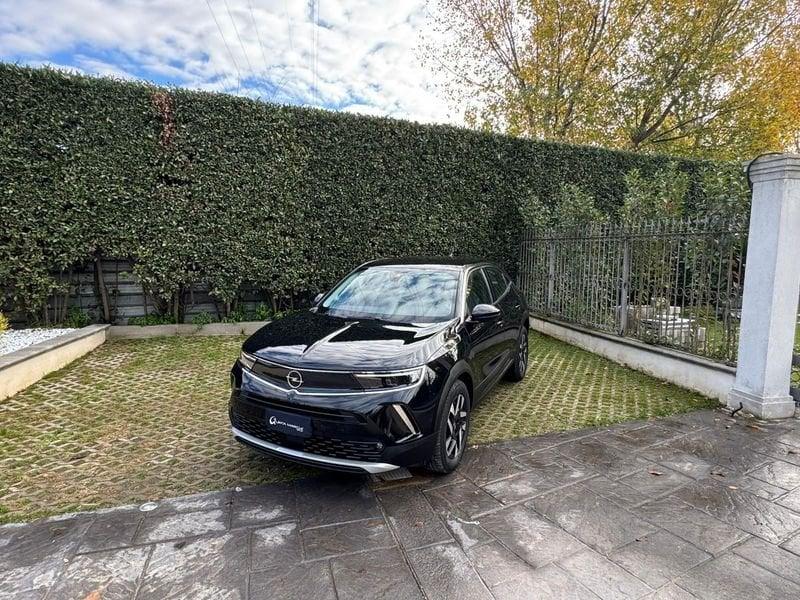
(518, 216, 749, 365)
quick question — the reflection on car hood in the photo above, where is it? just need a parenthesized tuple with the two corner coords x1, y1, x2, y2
(242, 309, 455, 370)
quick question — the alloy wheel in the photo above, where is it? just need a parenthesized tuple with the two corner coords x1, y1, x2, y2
(445, 393, 468, 459)
(518, 333, 529, 373)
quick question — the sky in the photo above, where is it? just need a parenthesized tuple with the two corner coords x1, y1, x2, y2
(0, 0, 457, 124)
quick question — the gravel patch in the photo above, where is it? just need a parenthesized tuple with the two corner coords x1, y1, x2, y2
(0, 328, 76, 356)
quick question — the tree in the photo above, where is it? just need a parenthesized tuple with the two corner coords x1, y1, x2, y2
(424, 0, 800, 159)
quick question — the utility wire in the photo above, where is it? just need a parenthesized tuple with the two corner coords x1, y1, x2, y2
(249, 0, 285, 101)
(205, 0, 242, 91)
(311, 0, 319, 105)
(223, 0, 255, 75)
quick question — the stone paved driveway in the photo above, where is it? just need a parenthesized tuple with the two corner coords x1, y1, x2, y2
(3, 408, 800, 599)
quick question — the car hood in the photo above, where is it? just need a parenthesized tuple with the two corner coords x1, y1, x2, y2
(242, 309, 456, 370)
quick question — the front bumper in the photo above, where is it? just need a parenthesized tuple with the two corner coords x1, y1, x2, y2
(232, 426, 400, 473)
(229, 362, 442, 472)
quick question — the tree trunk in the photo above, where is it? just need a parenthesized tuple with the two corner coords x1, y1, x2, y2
(94, 254, 111, 323)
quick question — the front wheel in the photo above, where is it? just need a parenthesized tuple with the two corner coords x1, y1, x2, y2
(505, 328, 529, 382)
(426, 380, 471, 474)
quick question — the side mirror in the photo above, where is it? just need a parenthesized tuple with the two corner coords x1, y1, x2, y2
(470, 303, 501, 321)
(313, 293, 324, 306)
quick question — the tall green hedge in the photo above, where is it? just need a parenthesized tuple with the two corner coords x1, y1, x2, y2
(0, 64, 721, 321)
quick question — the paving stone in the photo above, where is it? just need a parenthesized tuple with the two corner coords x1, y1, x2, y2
(407, 542, 492, 600)
(732, 536, 800, 586)
(294, 476, 381, 529)
(644, 583, 698, 599)
(529, 485, 655, 552)
(777, 486, 800, 512)
(135, 508, 229, 544)
(250, 522, 302, 570)
(711, 473, 787, 500)
(137, 531, 248, 599)
(377, 486, 452, 549)
(424, 480, 503, 519)
(249, 562, 337, 600)
(580, 476, 651, 508)
(511, 450, 593, 486)
(479, 504, 586, 567)
(781, 531, 800, 555)
(458, 447, 525, 486)
(301, 518, 394, 560)
(0, 517, 91, 598)
(146, 489, 232, 516)
(750, 439, 800, 467)
(330, 547, 422, 600)
(618, 465, 693, 498)
(556, 439, 649, 479)
(482, 469, 560, 504)
(467, 542, 535, 589)
(47, 546, 149, 600)
(666, 432, 770, 475)
(634, 496, 747, 555)
(619, 425, 686, 448)
(608, 530, 711, 589)
(441, 513, 493, 551)
(637, 446, 714, 480)
(677, 552, 800, 600)
(672, 479, 800, 544)
(559, 548, 652, 599)
(230, 482, 296, 529)
(747, 460, 800, 490)
(491, 563, 600, 600)
(78, 510, 143, 554)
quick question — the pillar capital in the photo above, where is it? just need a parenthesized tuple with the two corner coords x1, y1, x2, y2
(745, 153, 800, 184)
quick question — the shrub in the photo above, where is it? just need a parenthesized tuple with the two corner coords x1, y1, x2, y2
(127, 314, 177, 327)
(0, 311, 8, 333)
(64, 307, 91, 328)
(0, 64, 735, 323)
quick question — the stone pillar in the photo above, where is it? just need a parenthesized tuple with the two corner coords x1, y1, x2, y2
(728, 154, 800, 419)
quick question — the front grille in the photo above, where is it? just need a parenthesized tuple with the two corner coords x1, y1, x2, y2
(251, 360, 360, 391)
(232, 413, 383, 462)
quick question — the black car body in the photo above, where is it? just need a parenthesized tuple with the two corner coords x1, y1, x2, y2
(229, 258, 529, 474)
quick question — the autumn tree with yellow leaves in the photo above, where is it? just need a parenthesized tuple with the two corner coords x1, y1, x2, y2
(424, 0, 800, 159)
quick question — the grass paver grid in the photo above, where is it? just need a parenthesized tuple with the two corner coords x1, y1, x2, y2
(0, 332, 715, 523)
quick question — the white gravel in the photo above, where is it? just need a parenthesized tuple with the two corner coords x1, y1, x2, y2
(0, 328, 76, 357)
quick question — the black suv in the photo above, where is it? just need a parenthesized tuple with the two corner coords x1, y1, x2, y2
(229, 258, 529, 474)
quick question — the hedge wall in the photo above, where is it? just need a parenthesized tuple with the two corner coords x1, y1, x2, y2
(0, 63, 720, 322)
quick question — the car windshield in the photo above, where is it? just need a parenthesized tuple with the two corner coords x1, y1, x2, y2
(320, 266, 461, 323)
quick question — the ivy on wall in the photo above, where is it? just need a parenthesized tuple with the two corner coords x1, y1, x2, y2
(0, 64, 732, 323)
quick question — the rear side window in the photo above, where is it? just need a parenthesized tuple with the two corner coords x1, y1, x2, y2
(465, 270, 492, 312)
(484, 267, 510, 302)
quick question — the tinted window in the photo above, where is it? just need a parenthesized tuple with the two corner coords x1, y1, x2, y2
(465, 270, 493, 312)
(484, 267, 510, 301)
(320, 266, 460, 323)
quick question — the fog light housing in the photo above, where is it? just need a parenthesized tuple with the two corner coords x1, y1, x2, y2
(378, 403, 420, 443)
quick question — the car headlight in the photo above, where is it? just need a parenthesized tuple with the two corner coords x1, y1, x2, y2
(239, 350, 257, 371)
(354, 367, 424, 390)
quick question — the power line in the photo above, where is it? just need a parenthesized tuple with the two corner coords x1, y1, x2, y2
(249, 0, 284, 100)
(311, 0, 319, 105)
(205, 0, 242, 91)
(223, 0, 254, 75)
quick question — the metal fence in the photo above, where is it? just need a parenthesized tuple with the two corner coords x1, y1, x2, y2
(518, 216, 749, 365)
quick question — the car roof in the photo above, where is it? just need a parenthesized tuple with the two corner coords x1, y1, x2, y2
(361, 256, 494, 269)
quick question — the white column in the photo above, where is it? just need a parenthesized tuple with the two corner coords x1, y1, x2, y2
(728, 154, 800, 419)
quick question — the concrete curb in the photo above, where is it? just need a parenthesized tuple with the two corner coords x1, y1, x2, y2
(108, 321, 268, 339)
(531, 316, 734, 402)
(0, 325, 110, 401)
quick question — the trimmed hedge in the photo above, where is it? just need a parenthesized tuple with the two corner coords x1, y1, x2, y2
(0, 64, 722, 322)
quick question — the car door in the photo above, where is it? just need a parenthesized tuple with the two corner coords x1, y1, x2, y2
(483, 266, 523, 362)
(463, 267, 506, 396)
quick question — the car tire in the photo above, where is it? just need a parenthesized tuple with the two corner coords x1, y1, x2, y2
(426, 380, 471, 474)
(505, 328, 529, 382)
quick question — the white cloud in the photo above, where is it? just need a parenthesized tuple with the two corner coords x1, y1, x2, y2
(0, 0, 458, 125)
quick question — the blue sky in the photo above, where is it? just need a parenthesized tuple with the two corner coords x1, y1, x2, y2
(0, 0, 455, 123)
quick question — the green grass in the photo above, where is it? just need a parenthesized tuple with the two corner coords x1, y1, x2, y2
(0, 332, 715, 523)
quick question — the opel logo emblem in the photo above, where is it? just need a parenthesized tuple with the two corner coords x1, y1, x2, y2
(286, 370, 303, 389)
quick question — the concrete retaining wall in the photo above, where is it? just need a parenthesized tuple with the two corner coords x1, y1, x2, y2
(531, 317, 734, 402)
(108, 321, 268, 339)
(0, 325, 109, 401)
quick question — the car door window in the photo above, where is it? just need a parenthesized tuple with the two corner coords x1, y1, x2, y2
(484, 267, 510, 303)
(465, 269, 493, 312)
